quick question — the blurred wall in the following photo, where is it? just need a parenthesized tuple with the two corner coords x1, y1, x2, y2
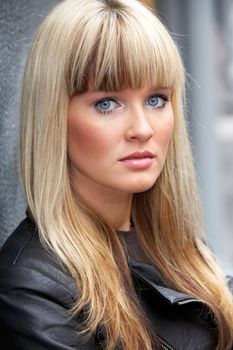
(156, 0, 233, 273)
(0, 0, 61, 245)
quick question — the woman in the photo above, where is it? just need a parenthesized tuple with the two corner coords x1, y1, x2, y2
(0, 0, 232, 349)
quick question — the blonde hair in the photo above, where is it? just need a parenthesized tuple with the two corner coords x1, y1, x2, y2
(20, 0, 233, 349)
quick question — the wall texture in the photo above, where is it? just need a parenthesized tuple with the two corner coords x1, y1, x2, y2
(0, 0, 60, 245)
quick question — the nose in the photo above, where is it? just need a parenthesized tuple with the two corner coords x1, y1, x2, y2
(125, 106, 154, 142)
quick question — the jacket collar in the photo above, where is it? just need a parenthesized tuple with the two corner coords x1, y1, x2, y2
(128, 259, 202, 306)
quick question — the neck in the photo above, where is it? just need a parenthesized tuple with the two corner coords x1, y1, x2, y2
(72, 176, 133, 231)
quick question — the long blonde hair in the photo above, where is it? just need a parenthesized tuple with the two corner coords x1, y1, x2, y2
(20, 0, 233, 349)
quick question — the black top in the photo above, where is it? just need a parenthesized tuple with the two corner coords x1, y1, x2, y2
(0, 217, 231, 350)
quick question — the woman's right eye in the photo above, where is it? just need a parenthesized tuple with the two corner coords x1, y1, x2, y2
(94, 98, 120, 114)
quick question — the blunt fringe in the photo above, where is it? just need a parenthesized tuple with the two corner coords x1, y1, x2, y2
(20, 0, 233, 349)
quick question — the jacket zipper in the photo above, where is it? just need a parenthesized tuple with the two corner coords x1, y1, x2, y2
(158, 335, 176, 350)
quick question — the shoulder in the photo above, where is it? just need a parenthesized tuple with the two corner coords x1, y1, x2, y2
(0, 217, 76, 304)
(1, 217, 53, 266)
(0, 219, 99, 350)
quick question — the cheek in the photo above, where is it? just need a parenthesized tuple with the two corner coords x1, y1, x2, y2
(158, 113, 174, 150)
(67, 116, 111, 161)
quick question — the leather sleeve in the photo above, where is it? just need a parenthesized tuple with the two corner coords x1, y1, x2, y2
(0, 264, 99, 350)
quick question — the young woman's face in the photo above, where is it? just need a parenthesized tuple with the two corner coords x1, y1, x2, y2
(68, 86, 174, 197)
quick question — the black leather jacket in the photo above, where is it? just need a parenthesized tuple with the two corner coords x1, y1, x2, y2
(0, 218, 231, 350)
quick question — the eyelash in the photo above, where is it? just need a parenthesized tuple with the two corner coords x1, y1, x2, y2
(94, 97, 120, 115)
(146, 94, 169, 108)
(94, 94, 170, 115)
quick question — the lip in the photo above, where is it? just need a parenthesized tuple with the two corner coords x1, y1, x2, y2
(119, 151, 156, 169)
(119, 151, 155, 161)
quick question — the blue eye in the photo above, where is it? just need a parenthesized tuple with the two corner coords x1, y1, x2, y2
(95, 98, 119, 114)
(146, 95, 168, 108)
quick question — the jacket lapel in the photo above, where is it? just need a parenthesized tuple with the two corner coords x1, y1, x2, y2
(129, 260, 202, 306)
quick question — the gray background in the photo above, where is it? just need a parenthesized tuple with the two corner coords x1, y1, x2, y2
(0, 0, 60, 245)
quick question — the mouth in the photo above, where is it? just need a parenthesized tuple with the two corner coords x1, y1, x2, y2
(119, 151, 156, 169)
(120, 151, 155, 161)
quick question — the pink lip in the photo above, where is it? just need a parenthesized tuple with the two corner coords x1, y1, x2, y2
(119, 151, 155, 169)
(120, 151, 155, 161)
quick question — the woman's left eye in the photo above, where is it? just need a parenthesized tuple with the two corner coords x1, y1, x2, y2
(146, 95, 168, 108)
(94, 98, 120, 114)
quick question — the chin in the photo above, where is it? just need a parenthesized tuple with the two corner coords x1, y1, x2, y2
(133, 184, 155, 193)
(124, 178, 158, 194)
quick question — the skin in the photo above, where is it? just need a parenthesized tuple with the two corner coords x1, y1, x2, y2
(68, 86, 174, 230)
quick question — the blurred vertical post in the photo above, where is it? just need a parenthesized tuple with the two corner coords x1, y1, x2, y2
(188, 0, 223, 260)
